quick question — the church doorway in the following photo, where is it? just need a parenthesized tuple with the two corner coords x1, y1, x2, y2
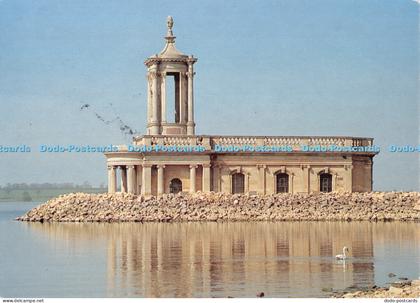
(170, 178, 182, 194)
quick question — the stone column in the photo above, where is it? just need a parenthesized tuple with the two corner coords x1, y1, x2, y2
(202, 164, 211, 192)
(136, 165, 142, 194)
(344, 165, 353, 192)
(120, 166, 127, 193)
(212, 165, 220, 192)
(290, 173, 294, 193)
(149, 66, 160, 135)
(179, 72, 187, 124)
(107, 165, 117, 193)
(368, 160, 373, 192)
(229, 173, 233, 193)
(244, 173, 249, 193)
(152, 71, 159, 122)
(147, 74, 152, 126)
(302, 165, 310, 193)
(257, 165, 266, 195)
(157, 165, 165, 196)
(189, 165, 197, 193)
(317, 174, 320, 192)
(187, 62, 195, 135)
(271, 172, 276, 194)
(141, 164, 152, 196)
(127, 165, 136, 194)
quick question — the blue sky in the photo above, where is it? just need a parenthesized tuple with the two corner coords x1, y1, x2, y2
(0, 0, 418, 190)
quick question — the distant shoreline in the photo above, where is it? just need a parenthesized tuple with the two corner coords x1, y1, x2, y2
(16, 191, 420, 223)
(0, 188, 107, 203)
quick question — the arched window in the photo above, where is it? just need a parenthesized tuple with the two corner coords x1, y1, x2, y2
(320, 173, 332, 192)
(232, 173, 245, 194)
(276, 173, 289, 193)
(169, 178, 182, 194)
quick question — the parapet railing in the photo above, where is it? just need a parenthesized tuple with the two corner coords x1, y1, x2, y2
(132, 135, 374, 150)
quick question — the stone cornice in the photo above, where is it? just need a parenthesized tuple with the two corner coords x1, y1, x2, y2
(144, 57, 197, 67)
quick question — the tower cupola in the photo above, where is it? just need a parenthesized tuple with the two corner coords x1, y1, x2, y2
(144, 16, 197, 136)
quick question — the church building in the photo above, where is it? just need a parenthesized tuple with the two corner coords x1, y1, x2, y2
(105, 17, 378, 196)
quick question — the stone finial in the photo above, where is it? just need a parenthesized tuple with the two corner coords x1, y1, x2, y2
(166, 16, 175, 42)
(144, 15, 191, 64)
(167, 16, 173, 31)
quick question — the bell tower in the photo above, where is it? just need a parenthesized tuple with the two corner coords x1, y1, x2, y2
(144, 16, 197, 136)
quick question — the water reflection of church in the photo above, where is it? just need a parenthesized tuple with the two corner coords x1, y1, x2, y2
(104, 17, 378, 196)
(105, 223, 375, 297)
(26, 221, 419, 297)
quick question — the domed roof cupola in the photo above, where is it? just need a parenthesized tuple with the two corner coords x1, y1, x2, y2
(157, 16, 188, 59)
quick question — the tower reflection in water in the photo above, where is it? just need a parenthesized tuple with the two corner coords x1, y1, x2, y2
(26, 222, 419, 297)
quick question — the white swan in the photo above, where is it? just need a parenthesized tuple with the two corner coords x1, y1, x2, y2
(335, 246, 349, 260)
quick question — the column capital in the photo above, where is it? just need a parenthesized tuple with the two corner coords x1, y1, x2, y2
(127, 165, 136, 170)
(202, 163, 211, 168)
(157, 164, 166, 169)
(149, 62, 159, 70)
(107, 165, 115, 170)
(142, 163, 153, 168)
(189, 164, 198, 169)
(187, 56, 196, 64)
(256, 164, 267, 169)
(148, 71, 159, 79)
(186, 71, 196, 78)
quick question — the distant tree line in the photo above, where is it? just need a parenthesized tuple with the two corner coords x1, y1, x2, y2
(0, 182, 106, 190)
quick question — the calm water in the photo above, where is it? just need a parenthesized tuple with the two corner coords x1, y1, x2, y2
(0, 202, 419, 298)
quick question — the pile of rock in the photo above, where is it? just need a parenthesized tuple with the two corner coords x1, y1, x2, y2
(16, 191, 420, 222)
(335, 279, 420, 298)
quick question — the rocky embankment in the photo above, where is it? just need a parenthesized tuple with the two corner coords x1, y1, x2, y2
(333, 279, 420, 298)
(16, 191, 419, 222)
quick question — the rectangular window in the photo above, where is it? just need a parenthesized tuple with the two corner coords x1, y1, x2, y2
(166, 72, 180, 123)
